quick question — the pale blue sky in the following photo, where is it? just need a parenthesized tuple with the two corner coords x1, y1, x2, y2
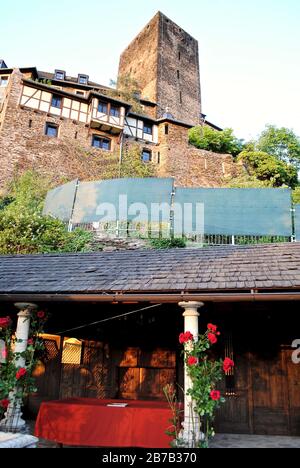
(2, 0, 300, 140)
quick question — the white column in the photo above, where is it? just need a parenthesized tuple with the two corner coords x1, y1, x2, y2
(179, 301, 204, 447)
(0, 303, 37, 432)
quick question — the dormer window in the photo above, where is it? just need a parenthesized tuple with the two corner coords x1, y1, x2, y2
(0, 60, 8, 69)
(55, 70, 65, 81)
(78, 74, 89, 85)
(0, 76, 9, 87)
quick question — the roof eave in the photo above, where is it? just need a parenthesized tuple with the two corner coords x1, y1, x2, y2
(0, 290, 300, 304)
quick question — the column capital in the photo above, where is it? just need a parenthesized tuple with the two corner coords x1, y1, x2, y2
(14, 303, 38, 317)
(179, 301, 204, 316)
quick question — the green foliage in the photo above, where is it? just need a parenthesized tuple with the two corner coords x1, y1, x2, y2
(0, 211, 92, 255)
(0, 197, 13, 211)
(87, 145, 155, 180)
(189, 126, 243, 157)
(237, 150, 298, 188)
(256, 125, 300, 169)
(0, 311, 47, 420)
(5, 170, 51, 213)
(107, 74, 144, 114)
(120, 145, 155, 178)
(149, 238, 186, 249)
(292, 186, 300, 204)
(225, 173, 272, 188)
(0, 171, 92, 255)
(174, 326, 229, 448)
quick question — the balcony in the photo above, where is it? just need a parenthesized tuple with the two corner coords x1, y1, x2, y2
(90, 98, 125, 135)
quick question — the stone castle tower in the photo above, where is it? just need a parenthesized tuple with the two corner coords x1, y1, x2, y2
(118, 11, 202, 126)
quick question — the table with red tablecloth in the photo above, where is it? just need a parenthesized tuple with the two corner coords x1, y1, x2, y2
(35, 398, 175, 448)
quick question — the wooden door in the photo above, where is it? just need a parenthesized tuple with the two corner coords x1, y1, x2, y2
(250, 349, 290, 435)
(215, 353, 252, 434)
(284, 347, 300, 435)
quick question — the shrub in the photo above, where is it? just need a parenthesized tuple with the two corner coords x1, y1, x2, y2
(149, 238, 186, 249)
(189, 126, 243, 157)
(237, 151, 298, 188)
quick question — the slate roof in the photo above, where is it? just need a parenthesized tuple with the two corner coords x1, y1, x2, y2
(0, 244, 300, 296)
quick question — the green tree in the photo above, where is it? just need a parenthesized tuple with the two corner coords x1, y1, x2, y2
(0, 171, 92, 255)
(189, 126, 243, 157)
(292, 186, 300, 204)
(237, 150, 298, 188)
(256, 125, 300, 169)
(226, 173, 273, 189)
(107, 74, 144, 114)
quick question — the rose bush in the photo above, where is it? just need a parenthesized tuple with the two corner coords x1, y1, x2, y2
(0, 310, 47, 421)
(179, 324, 234, 448)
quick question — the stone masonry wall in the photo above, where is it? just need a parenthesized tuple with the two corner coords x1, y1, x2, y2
(118, 14, 160, 104)
(156, 122, 240, 187)
(0, 70, 239, 191)
(119, 12, 201, 126)
(0, 70, 122, 188)
(156, 13, 201, 125)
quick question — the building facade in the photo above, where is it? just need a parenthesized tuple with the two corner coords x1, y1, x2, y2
(0, 12, 238, 190)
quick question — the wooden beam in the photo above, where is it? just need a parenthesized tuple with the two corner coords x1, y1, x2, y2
(0, 291, 300, 304)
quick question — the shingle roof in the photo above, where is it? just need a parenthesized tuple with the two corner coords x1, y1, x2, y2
(0, 244, 300, 295)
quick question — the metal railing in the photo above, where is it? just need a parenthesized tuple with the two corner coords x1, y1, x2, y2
(68, 221, 292, 246)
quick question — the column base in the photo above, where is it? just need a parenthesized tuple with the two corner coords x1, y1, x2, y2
(175, 418, 205, 448)
(0, 400, 27, 433)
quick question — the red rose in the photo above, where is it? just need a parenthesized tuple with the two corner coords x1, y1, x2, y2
(0, 317, 11, 329)
(208, 333, 218, 345)
(187, 356, 198, 366)
(37, 311, 45, 319)
(179, 331, 194, 344)
(210, 390, 221, 401)
(0, 399, 9, 410)
(207, 324, 217, 333)
(27, 339, 34, 346)
(16, 368, 27, 380)
(223, 357, 235, 373)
